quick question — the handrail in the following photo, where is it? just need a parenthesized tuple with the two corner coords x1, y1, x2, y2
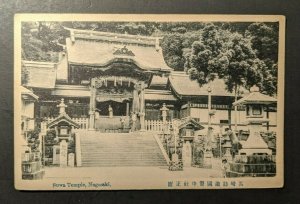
(153, 134, 170, 165)
(75, 133, 82, 167)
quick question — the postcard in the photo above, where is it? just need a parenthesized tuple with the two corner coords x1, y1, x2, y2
(14, 14, 285, 190)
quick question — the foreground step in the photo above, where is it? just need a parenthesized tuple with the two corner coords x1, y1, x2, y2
(79, 131, 168, 167)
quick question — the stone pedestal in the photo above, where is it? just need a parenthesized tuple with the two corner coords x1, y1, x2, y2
(203, 150, 213, 168)
(88, 111, 95, 130)
(223, 147, 232, 162)
(172, 153, 179, 162)
(95, 111, 100, 119)
(139, 112, 145, 131)
(68, 153, 75, 167)
(59, 140, 68, 168)
(52, 145, 60, 165)
(239, 120, 272, 155)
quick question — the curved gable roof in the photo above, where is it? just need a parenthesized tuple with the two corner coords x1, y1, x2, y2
(64, 28, 172, 72)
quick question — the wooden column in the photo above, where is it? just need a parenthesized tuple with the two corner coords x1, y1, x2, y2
(139, 82, 146, 131)
(132, 85, 139, 113)
(89, 79, 96, 130)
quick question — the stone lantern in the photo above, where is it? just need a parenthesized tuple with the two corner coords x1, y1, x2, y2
(222, 134, 233, 162)
(46, 99, 80, 167)
(178, 117, 204, 167)
(47, 99, 80, 140)
(232, 86, 277, 155)
(160, 103, 169, 124)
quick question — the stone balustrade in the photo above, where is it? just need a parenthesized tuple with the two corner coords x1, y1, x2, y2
(145, 120, 173, 132)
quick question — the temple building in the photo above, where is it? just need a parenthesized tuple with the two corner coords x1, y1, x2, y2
(21, 28, 277, 132)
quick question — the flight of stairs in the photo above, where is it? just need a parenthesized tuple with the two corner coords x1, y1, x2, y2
(78, 131, 168, 167)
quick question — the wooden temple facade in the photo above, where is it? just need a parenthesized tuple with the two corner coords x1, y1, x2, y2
(22, 28, 277, 132)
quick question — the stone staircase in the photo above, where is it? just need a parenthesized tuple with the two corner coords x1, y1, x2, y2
(78, 131, 168, 167)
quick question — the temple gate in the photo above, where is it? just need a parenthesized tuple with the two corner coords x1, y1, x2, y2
(88, 76, 147, 132)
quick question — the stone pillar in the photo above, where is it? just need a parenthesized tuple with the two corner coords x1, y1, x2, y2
(207, 87, 212, 128)
(68, 153, 75, 167)
(183, 141, 192, 167)
(126, 102, 130, 116)
(52, 145, 60, 165)
(59, 140, 68, 168)
(139, 112, 145, 131)
(89, 79, 96, 130)
(132, 88, 139, 113)
(160, 103, 169, 132)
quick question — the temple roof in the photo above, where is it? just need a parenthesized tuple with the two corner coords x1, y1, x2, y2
(233, 92, 277, 106)
(51, 85, 90, 97)
(47, 113, 80, 128)
(65, 28, 172, 72)
(144, 89, 177, 101)
(21, 86, 39, 101)
(233, 86, 277, 106)
(178, 117, 204, 131)
(22, 60, 57, 89)
(149, 75, 168, 88)
(168, 72, 247, 98)
(66, 39, 171, 71)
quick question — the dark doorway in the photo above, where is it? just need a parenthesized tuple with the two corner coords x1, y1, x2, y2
(96, 100, 127, 116)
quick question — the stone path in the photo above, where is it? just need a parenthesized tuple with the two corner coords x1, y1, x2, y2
(44, 158, 223, 180)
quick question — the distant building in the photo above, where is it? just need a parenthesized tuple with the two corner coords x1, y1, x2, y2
(21, 86, 38, 134)
(21, 28, 277, 132)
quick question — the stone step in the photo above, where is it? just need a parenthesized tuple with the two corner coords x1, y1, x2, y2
(83, 157, 164, 161)
(82, 164, 166, 167)
(82, 159, 166, 162)
(79, 132, 167, 167)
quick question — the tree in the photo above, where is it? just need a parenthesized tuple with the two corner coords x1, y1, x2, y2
(22, 22, 68, 62)
(246, 23, 279, 96)
(185, 24, 230, 84)
(186, 25, 267, 130)
(161, 34, 185, 71)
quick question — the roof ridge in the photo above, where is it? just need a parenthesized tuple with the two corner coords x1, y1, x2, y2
(64, 27, 162, 40)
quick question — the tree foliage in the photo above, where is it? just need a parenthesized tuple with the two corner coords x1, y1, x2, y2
(21, 21, 279, 95)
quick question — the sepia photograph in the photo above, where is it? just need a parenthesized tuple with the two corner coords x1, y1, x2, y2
(14, 14, 285, 190)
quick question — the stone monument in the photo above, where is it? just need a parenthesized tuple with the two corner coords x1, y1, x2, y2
(59, 140, 68, 168)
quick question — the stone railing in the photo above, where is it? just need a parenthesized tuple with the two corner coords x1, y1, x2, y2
(72, 117, 89, 129)
(145, 120, 173, 132)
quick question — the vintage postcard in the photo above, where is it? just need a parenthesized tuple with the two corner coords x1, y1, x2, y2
(14, 14, 285, 190)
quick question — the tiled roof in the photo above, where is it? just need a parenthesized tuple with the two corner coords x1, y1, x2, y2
(66, 37, 172, 71)
(233, 90, 277, 106)
(145, 89, 177, 101)
(178, 116, 204, 130)
(149, 75, 168, 87)
(23, 61, 57, 89)
(51, 85, 90, 97)
(20, 86, 39, 100)
(168, 72, 246, 98)
(47, 113, 80, 128)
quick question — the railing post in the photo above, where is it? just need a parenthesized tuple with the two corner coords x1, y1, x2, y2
(75, 133, 82, 167)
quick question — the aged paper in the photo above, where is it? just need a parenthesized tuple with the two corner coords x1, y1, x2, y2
(15, 14, 285, 190)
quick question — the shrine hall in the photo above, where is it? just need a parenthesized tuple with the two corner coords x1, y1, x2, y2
(21, 28, 277, 132)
